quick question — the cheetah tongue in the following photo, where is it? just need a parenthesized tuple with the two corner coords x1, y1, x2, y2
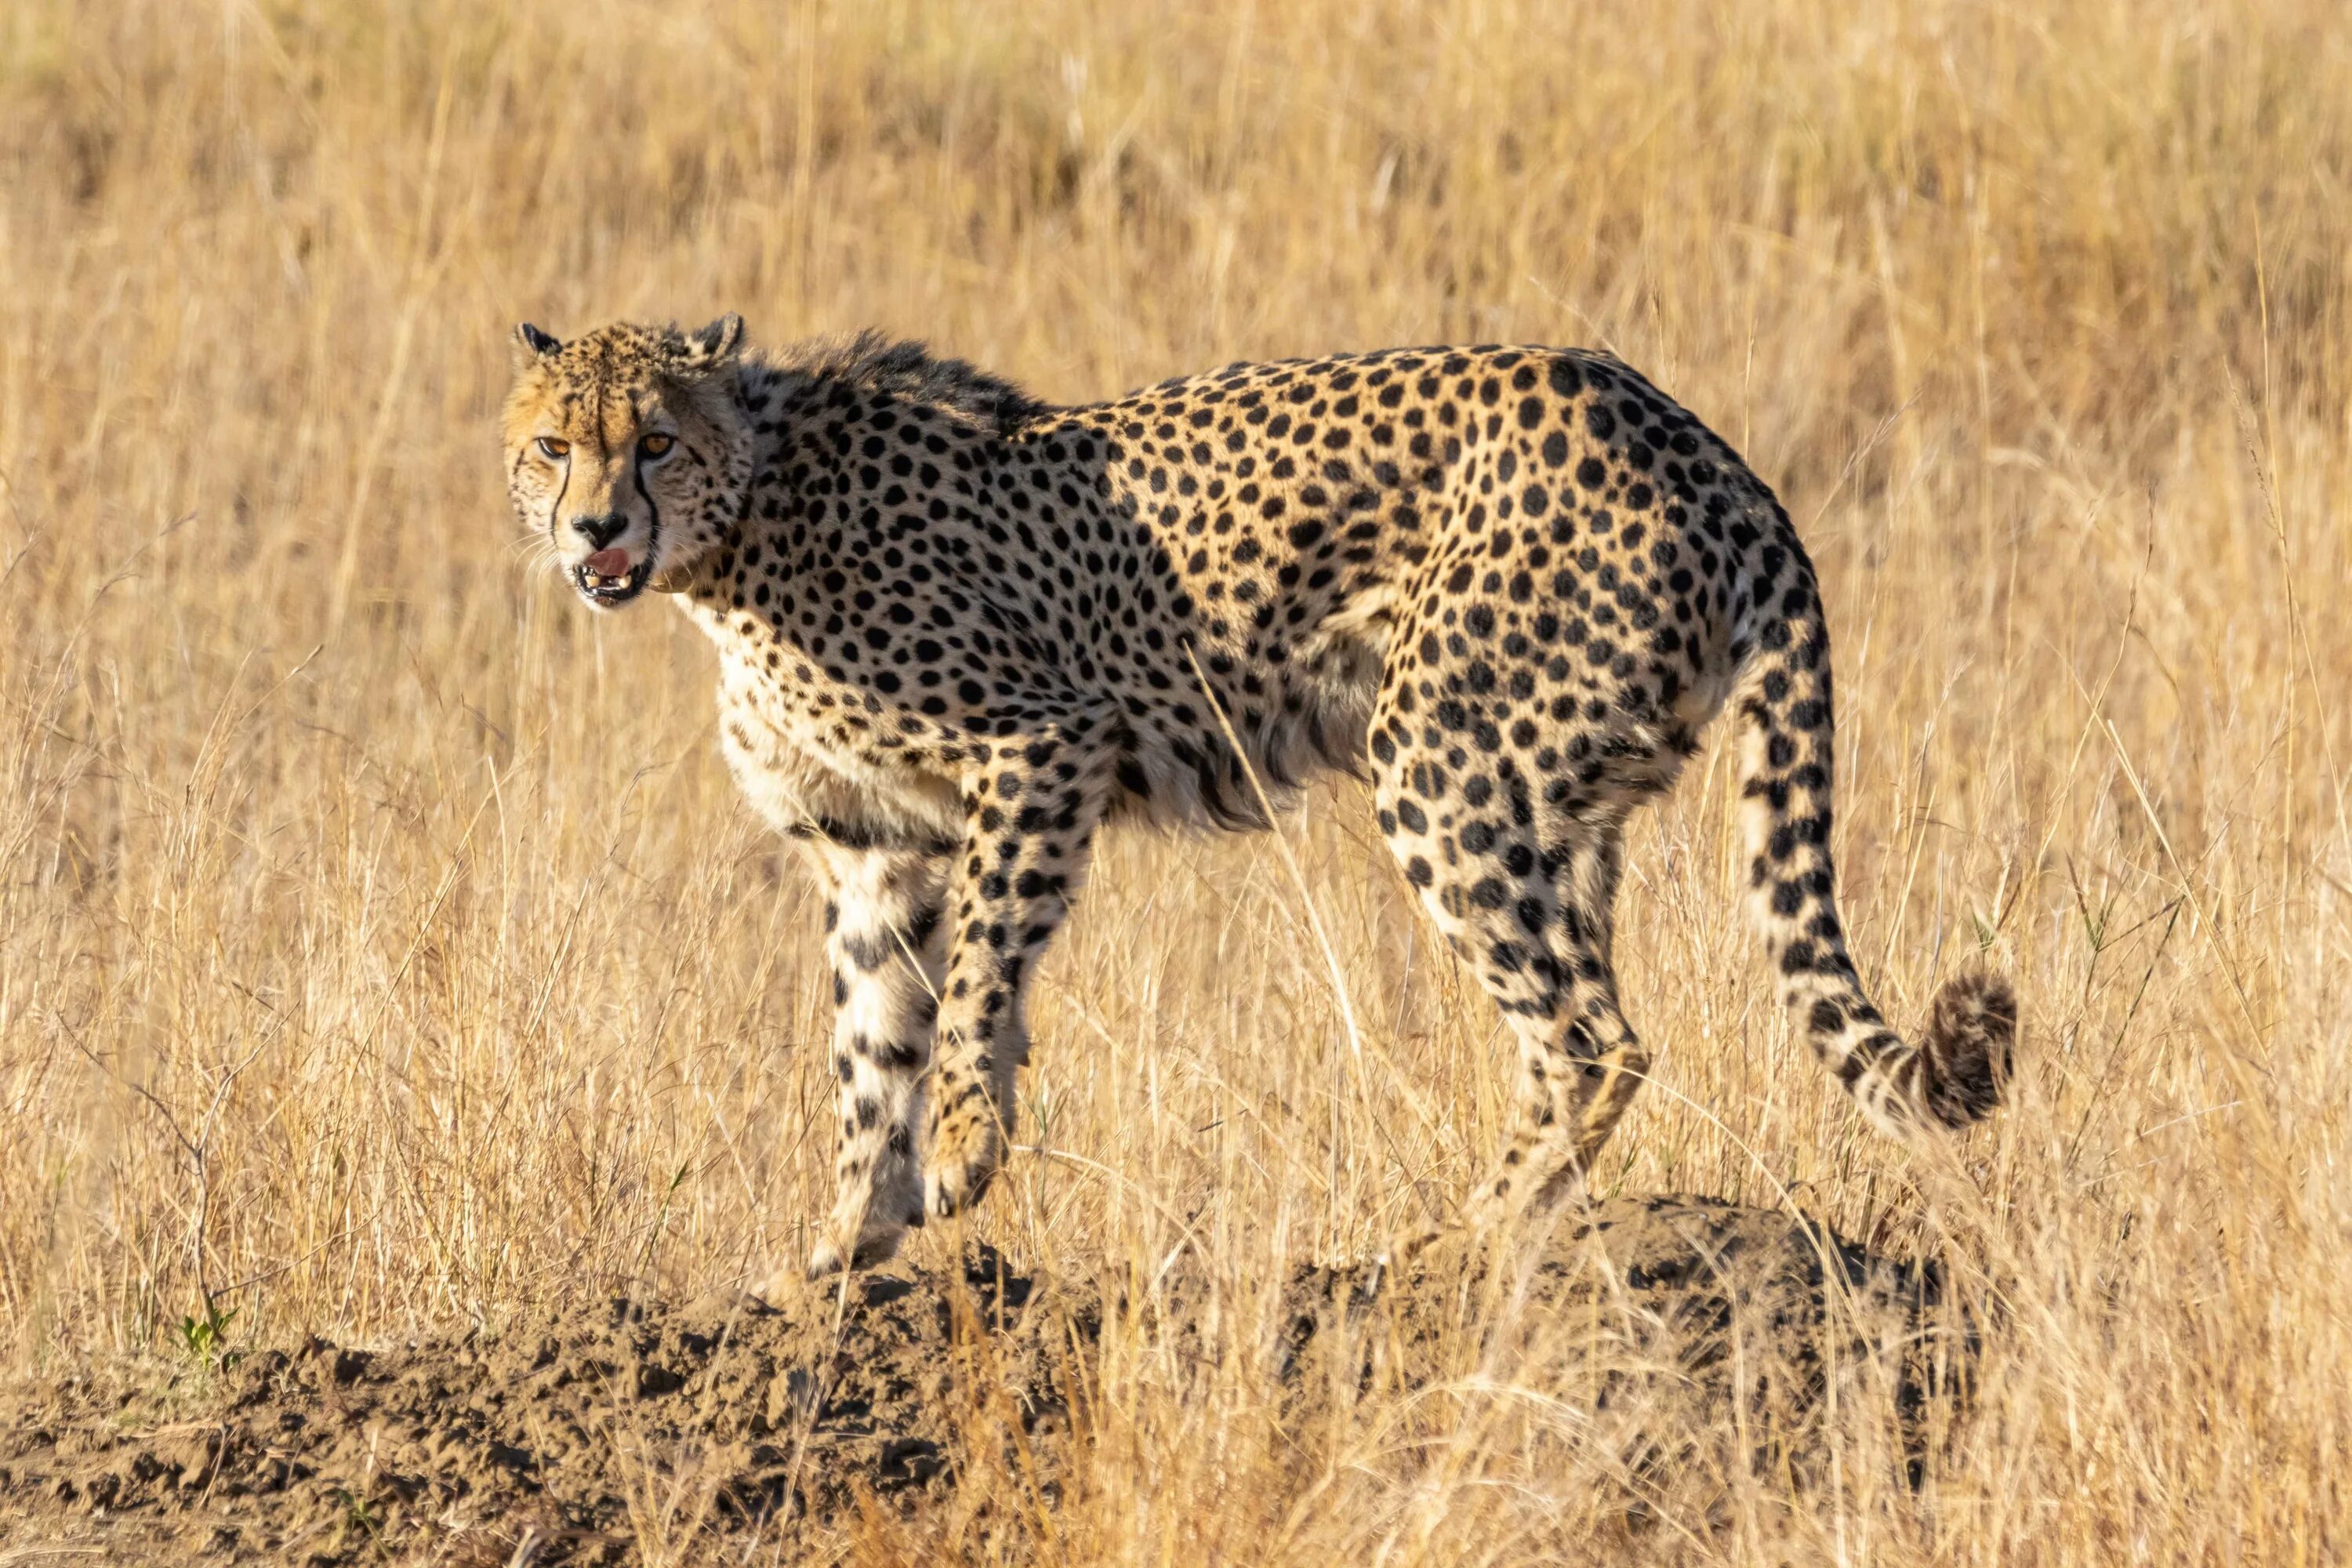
(585, 549, 633, 577)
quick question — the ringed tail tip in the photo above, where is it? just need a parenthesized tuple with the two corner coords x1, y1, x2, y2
(1916, 969, 2017, 1128)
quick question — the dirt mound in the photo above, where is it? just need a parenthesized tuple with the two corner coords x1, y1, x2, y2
(0, 1197, 1958, 1563)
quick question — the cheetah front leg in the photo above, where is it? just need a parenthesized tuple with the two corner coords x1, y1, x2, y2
(800, 839, 950, 1279)
(924, 740, 1111, 1222)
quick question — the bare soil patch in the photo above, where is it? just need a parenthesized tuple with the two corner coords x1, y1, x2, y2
(0, 1197, 1958, 1563)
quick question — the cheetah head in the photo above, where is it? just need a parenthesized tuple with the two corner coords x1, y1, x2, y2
(502, 315, 753, 610)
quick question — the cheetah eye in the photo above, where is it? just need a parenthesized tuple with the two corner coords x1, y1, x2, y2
(639, 432, 676, 459)
(535, 436, 570, 460)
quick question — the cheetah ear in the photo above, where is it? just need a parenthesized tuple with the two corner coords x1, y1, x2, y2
(512, 322, 563, 366)
(677, 314, 746, 373)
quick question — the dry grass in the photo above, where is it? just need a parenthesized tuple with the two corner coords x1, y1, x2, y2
(3, 0, 2350, 1559)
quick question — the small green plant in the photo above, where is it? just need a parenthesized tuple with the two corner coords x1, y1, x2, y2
(174, 1295, 241, 1376)
(331, 1486, 386, 1553)
(1024, 1078, 1062, 1149)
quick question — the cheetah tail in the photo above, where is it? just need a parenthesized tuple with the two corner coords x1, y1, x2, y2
(1731, 598, 2016, 1137)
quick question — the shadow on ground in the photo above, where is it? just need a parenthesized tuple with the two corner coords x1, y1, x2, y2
(0, 1196, 1972, 1563)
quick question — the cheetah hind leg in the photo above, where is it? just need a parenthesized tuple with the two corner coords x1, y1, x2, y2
(1377, 802, 1650, 1261)
(1469, 825, 1652, 1230)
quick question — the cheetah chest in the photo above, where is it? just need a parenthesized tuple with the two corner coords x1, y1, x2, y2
(709, 645, 962, 848)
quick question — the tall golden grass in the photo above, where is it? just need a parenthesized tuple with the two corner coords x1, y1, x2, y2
(3, 0, 2349, 1559)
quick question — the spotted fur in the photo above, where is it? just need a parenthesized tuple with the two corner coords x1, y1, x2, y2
(502, 318, 2018, 1277)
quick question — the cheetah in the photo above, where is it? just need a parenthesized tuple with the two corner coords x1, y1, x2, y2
(502, 316, 2016, 1279)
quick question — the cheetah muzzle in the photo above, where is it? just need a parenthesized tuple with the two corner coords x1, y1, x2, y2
(575, 548, 653, 608)
(503, 318, 2020, 1283)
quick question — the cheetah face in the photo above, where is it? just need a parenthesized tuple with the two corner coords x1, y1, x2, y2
(501, 316, 753, 612)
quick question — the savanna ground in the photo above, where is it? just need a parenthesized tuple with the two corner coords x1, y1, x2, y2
(2, 0, 2349, 1561)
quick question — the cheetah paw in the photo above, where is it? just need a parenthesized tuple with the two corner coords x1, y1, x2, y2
(924, 1120, 1002, 1220)
(805, 1194, 923, 1280)
(806, 1221, 916, 1281)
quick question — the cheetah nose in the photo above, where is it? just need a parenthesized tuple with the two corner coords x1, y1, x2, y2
(572, 512, 625, 550)
(585, 548, 632, 576)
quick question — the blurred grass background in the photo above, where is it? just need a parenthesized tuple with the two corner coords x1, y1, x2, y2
(2, 0, 2347, 1559)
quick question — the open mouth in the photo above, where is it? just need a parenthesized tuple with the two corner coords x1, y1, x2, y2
(573, 554, 651, 608)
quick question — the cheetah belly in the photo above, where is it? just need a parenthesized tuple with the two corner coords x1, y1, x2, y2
(1099, 580, 1392, 834)
(1265, 580, 1392, 770)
